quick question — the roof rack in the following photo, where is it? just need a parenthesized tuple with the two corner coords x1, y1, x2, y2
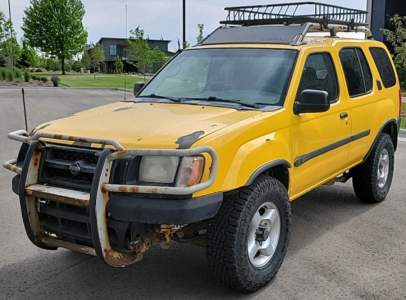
(221, 2, 368, 28)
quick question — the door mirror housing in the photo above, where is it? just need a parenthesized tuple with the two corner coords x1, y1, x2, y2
(293, 89, 330, 114)
(134, 81, 146, 96)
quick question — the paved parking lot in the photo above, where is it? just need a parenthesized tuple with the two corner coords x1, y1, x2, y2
(0, 88, 405, 300)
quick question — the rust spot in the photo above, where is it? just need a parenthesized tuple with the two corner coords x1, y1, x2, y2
(76, 138, 88, 143)
(27, 189, 89, 208)
(33, 158, 39, 167)
(103, 248, 144, 266)
(130, 186, 139, 193)
(118, 186, 127, 192)
(53, 134, 63, 140)
(101, 183, 108, 193)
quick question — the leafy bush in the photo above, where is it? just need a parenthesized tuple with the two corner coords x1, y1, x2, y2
(0, 54, 6, 68)
(51, 76, 60, 87)
(6, 70, 13, 81)
(0, 68, 6, 79)
(41, 76, 48, 83)
(14, 67, 22, 80)
(24, 70, 31, 82)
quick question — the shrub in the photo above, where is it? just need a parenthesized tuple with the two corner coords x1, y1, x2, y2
(24, 70, 31, 82)
(6, 70, 14, 81)
(14, 68, 22, 80)
(41, 76, 48, 83)
(0, 68, 6, 80)
(0, 54, 6, 68)
(51, 76, 60, 87)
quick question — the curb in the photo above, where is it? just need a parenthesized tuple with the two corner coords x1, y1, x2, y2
(0, 86, 134, 92)
(400, 128, 406, 139)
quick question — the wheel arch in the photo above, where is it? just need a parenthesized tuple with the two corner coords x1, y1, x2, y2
(363, 119, 398, 164)
(245, 160, 291, 191)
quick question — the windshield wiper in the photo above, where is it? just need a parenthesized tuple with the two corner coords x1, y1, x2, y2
(186, 96, 259, 108)
(139, 94, 181, 103)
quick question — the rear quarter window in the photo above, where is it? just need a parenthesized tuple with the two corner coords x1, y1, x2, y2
(369, 47, 397, 88)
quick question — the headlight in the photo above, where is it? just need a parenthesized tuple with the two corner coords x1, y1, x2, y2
(139, 156, 179, 183)
(138, 155, 204, 187)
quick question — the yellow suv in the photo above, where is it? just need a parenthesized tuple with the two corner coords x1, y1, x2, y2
(3, 2, 402, 292)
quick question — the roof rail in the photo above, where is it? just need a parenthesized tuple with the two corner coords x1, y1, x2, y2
(221, 2, 368, 29)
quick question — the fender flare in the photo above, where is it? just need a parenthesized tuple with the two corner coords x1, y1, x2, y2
(362, 118, 398, 164)
(245, 159, 291, 186)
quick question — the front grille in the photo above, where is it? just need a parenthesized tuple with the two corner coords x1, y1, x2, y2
(41, 144, 101, 191)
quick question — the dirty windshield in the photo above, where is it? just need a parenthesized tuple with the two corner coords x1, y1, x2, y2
(138, 48, 297, 108)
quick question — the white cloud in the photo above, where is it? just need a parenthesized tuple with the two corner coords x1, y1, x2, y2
(1, 0, 368, 52)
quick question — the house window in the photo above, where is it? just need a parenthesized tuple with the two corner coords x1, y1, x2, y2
(110, 45, 117, 56)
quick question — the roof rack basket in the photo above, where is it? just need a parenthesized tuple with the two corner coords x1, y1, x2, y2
(221, 2, 368, 28)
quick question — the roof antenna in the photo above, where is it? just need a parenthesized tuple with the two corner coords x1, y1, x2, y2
(21, 88, 28, 131)
(124, 4, 128, 100)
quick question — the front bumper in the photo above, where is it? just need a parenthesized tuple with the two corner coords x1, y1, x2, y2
(4, 130, 221, 267)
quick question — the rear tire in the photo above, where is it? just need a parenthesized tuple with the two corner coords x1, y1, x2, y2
(352, 133, 394, 203)
(206, 175, 291, 292)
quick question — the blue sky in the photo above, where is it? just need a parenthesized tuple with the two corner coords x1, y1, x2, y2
(1, 0, 368, 52)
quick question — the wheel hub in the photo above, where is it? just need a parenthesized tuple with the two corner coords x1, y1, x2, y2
(248, 201, 281, 268)
(255, 227, 269, 242)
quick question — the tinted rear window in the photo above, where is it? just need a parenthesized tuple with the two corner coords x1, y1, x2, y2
(369, 47, 396, 88)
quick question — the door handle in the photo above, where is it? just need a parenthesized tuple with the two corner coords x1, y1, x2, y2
(340, 112, 348, 119)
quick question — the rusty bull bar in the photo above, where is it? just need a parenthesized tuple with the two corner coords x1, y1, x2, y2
(4, 130, 219, 267)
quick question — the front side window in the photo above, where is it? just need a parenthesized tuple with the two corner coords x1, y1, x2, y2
(296, 52, 339, 102)
(110, 45, 117, 56)
(139, 48, 297, 108)
(339, 48, 372, 97)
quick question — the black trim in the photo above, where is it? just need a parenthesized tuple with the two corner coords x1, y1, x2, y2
(12, 175, 20, 195)
(107, 193, 223, 224)
(89, 149, 113, 263)
(295, 130, 370, 167)
(363, 119, 397, 162)
(246, 159, 291, 186)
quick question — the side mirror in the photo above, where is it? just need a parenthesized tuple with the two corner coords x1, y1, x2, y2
(293, 90, 330, 115)
(133, 81, 146, 96)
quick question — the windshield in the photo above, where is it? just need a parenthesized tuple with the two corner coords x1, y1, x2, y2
(138, 48, 297, 108)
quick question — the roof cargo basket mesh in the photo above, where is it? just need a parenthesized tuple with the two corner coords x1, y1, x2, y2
(221, 2, 368, 28)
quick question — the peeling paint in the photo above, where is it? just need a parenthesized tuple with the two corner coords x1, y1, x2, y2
(175, 131, 205, 149)
(114, 107, 134, 112)
(30, 123, 51, 136)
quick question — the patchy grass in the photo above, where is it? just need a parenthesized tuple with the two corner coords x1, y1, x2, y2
(402, 102, 406, 129)
(58, 74, 146, 89)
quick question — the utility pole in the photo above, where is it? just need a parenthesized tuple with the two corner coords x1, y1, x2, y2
(8, 0, 14, 82)
(183, 0, 186, 49)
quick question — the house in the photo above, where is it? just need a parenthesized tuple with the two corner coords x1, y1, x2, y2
(367, 0, 406, 42)
(97, 37, 174, 73)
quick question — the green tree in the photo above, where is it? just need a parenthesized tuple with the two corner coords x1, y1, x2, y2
(383, 15, 406, 88)
(22, 0, 88, 74)
(19, 40, 40, 68)
(81, 47, 90, 70)
(0, 11, 20, 65)
(127, 26, 166, 80)
(197, 24, 204, 43)
(88, 42, 105, 76)
(113, 55, 123, 74)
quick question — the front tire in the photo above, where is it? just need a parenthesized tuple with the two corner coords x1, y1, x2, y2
(206, 175, 291, 292)
(352, 133, 395, 203)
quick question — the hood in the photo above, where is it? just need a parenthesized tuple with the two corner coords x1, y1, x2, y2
(32, 102, 261, 149)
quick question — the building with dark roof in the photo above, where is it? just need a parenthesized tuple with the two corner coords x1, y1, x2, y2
(97, 37, 174, 73)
